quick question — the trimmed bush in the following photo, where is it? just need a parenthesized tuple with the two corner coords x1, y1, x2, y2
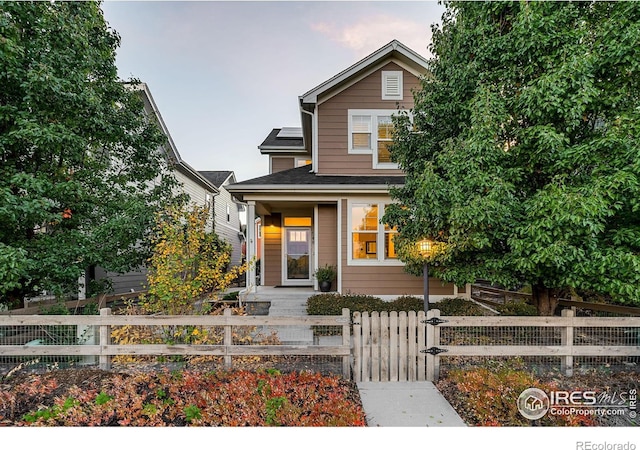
(496, 300, 538, 316)
(432, 297, 494, 316)
(306, 293, 386, 316)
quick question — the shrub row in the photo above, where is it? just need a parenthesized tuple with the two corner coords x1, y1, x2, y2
(307, 293, 537, 316)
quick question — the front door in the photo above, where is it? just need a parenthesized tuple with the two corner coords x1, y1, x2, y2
(283, 227, 312, 285)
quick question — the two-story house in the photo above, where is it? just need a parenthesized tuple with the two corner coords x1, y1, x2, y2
(228, 40, 465, 299)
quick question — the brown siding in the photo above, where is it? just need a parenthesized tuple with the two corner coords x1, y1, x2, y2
(317, 62, 422, 176)
(339, 199, 455, 296)
(271, 157, 295, 173)
(318, 204, 338, 291)
(263, 213, 282, 286)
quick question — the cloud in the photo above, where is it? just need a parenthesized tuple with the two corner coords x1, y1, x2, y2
(311, 14, 433, 58)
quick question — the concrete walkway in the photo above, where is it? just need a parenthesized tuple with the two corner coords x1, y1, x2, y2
(242, 287, 467, 427)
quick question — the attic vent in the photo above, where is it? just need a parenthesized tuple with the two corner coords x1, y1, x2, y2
(382, 71, 403, 100)
(277, 127, 303, 138)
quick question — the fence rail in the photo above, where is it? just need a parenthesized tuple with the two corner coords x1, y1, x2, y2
(0, 308, 352, 379)
(0, 291, 147, 316)
(470, 284, 640, 316)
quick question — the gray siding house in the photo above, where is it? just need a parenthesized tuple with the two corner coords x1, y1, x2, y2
(94, 83, 220, 295)
(199, 171, 245, 268)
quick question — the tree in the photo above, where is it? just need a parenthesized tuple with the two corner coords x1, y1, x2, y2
(0, 2, 180, 307)
(143, 204, 246, 315)
(384, 1, 640, 314)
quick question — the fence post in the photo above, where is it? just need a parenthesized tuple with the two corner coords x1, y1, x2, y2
(224, 307, 232, 370)
(352, 311, 362, 382)
(342, 308, 351, 380)
(561, 308, 574, 376)
(99, 308, 112, 371)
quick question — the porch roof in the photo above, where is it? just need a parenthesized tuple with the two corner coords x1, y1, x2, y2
(227, 165, 404, 197)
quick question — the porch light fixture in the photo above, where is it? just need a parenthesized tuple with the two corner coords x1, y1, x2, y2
(417, 238, 433, 312)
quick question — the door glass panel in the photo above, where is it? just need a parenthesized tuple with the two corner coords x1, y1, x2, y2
(286, 229, 310, 280)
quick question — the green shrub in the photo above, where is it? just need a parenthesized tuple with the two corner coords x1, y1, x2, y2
(496, 300, 538, 316)
(388, 295, 424, 312)
(433, 297, 494, 316)
(306, 293, 386, 316)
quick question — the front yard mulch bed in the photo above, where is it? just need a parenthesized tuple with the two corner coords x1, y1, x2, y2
(437, 364, 639, 427)
(0, 367, 366, 426)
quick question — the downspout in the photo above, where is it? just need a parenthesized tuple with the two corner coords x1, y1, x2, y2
(299, 106, 316, 172)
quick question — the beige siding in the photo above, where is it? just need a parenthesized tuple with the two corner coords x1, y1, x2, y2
(271, 157, 295, 173)
(263, 213, 282, 286)
(339, 200, 455, 296)
(318, 204, 338, 291)
(317, 62, 421, 176)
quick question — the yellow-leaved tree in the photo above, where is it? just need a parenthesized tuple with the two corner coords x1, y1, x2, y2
(143, 204, 246, 315)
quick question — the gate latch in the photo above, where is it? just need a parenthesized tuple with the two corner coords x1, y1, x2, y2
(421, 347, 449, 356)
(421, 317, 449, 326)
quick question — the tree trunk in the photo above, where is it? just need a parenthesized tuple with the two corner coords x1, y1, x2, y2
(531, 284, 559, 316)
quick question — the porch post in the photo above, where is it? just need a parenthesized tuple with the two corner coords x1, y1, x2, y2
(246, 201, 257, 293)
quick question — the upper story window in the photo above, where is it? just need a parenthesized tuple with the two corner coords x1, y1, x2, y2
(348, 109, 400, 169)
(226, 204, 231, 222)
(382, 71, 403, 100)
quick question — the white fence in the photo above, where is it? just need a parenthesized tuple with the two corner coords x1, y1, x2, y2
(352, 309, 640, 382)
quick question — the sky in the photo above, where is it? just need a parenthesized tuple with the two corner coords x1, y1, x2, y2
(99, 0, 446, 182)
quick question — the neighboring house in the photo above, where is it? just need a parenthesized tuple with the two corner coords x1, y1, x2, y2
(228, 40, 467, 298)
(93, 83, 220, 295)
(199, 171, 245, 268)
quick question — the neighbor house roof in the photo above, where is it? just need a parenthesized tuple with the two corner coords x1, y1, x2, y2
(227, 165, 404, 199)
(131, 82, 219, 194)
(199, 171, 235, 188)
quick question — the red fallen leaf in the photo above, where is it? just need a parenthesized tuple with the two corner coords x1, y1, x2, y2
(62, 208, 72, 219)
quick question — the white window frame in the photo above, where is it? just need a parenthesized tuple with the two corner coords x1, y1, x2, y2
(382, 70, 403, 100)
(348, 109, 401, 169)
(347, 200, 403, 266)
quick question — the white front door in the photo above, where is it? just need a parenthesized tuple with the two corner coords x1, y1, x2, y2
(283, 227, 312, 285)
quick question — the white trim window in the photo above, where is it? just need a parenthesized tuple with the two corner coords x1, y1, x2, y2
(348, 201, 401, 266)
(348, 109, 400, 169)
(382, 71, 403, 100)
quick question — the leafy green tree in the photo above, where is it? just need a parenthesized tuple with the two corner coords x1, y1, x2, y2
(384, 1, 640, 314)
(0, 1, 180, 307)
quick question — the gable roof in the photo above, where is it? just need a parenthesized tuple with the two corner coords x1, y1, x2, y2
(299, 39, 429, 106)
(199, 171, 235, 188)
(297, 40, 430, 154)
(132, 83, 219, 194)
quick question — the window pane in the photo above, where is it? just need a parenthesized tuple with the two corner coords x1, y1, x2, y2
(353, 232, 378, 259)
(351, 204, 378, 231)
(352, 133, 371, 150)
(385, 232, 398, 259)
(377, 141, 392, 163)
(352, 115, 371, 132)
(377, 116, 393, 139)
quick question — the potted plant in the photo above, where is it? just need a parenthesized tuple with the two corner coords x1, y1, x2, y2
(313, 264, 336, 292)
